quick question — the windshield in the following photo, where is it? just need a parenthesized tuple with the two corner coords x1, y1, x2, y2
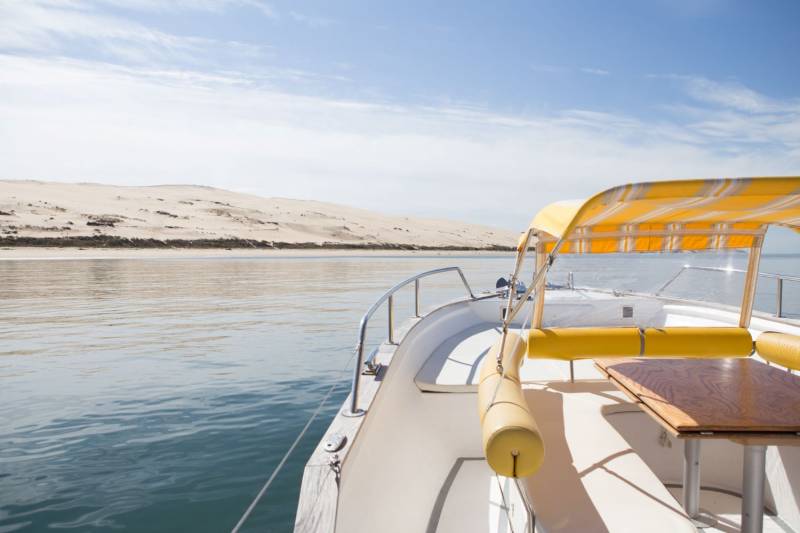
(547, 251, 799, 320)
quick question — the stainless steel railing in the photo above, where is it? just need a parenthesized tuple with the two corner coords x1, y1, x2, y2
(655, 265, 800, 318)
(344, 267, 476, 416)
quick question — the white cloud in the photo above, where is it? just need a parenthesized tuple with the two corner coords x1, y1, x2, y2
(655, 74, 800, 115)
(684, 77, 785, 113)
(0, 0, 271, 65)
(580, 67, 610, 76)
(532, 65, 610, 77)
(2, 55, 799, 231)
(642, 76, 800, 155)
(42, 0, 276, 17)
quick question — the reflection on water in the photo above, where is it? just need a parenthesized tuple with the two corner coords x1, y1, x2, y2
(0, 253, 797, 532)
(0, 256, 510, 533)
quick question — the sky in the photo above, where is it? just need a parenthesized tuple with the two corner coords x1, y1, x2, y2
(1, 0, 799, 246)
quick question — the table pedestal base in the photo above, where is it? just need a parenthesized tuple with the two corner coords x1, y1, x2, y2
(682, 439, 701, 516)
(742, 444, 767, 533)
(682, 440, 718, 528)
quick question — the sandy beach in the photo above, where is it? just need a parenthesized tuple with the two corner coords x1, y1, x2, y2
(0, 180, 518, 253)
(0, 247, 516, 260)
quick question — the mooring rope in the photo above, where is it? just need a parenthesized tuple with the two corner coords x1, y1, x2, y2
(231, 350, 355, 533)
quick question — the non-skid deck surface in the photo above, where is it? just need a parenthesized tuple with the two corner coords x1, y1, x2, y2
(598, 358, 800, 434)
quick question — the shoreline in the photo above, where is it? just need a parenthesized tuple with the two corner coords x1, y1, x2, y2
(0, 246, 517, 260)
(0, 236, 514, 252)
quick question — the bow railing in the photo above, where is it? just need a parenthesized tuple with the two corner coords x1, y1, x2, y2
(344, 267, 476, 416)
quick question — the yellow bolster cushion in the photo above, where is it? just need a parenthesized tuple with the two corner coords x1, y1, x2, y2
(756, 332, 800, 370)
(528, 327, 641, 360)
(643, 327, 753, 358)
(478, 331, 527, 385)
(478, 334, 544, 478)
(481, 378, 544, 478)
(527, 327, 753, 360)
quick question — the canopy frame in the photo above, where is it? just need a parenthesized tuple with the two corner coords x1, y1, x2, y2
(500, 177, 800, 338)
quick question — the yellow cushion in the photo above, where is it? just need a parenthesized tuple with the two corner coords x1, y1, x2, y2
(643, 327, 753, 358)
(478, 331, 526, 386)
(478, 333, 544, 478)
(527, 327, 753, 360)
(756, 332, 800, 370)
(528, 327, 641, 360)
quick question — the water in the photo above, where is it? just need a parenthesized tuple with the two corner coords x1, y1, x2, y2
(0, 253, 797, 532)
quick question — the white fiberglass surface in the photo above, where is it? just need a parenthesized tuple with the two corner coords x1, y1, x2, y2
(416, 292, 800, 391)
(333, 293, 800, 532)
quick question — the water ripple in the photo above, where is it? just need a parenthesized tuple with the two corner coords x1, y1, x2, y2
(0, 254, 796, 532)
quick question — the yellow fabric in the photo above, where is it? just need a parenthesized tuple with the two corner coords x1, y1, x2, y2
(527, 327, 753, 360)
(527, 199, 582, 241)
(756, 332, 800, 370)
(529, 177, 800, 254)
(478, 332, 526, 389)
(478, 334, 544, 478)
(643, 327, 753, 357)
(528, 327, 641, 360)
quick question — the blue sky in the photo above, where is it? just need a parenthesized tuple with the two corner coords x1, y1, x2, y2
(1, 0, 799, 246)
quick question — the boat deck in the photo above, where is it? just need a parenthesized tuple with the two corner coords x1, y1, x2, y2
(300, 292, 800, 533)
(432, 458, 791, 533)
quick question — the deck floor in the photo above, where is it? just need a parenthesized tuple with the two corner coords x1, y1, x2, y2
(665, 487, 793, 533)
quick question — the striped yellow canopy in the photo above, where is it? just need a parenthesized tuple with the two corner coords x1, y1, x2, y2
(530, 177, 800, 254)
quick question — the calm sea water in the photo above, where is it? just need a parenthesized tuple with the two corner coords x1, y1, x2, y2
(1, 253, 798, 532)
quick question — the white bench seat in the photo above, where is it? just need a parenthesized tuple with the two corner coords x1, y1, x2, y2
(415, 324, 600, 392)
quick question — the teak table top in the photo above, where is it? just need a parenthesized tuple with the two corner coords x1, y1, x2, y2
(595, 358, 800, 436)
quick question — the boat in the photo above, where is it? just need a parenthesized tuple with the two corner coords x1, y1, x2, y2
(294, 177, 800, 533)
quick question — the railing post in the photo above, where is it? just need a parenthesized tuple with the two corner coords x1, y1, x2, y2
(345, 321, 368, 417)
(387, 295, 395, 344)
(456, 268, 476, 299)
(414, 278, 421, 317)
(776, 277, 784, 318)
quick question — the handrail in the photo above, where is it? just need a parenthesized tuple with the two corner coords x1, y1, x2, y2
(344, 267, 476, 417)
(656, 265, 800, 317)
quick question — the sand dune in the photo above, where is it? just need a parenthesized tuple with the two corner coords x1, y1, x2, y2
(0, 181, 517, 250)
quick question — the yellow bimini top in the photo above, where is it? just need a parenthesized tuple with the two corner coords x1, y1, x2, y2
(526, 177, 800, 254)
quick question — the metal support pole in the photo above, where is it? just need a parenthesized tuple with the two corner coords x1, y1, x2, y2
(345, 317, 369, 417)
(683, 439, 701, 517)
(414, 278, 421, 317)
(740, 239, 763, 328)
(742, 444, 767, 533)
(569, 360, 574, 383)
(532, 244, 547, 329)
(776, 277, 784, 318)
(387, 295, 395, 344)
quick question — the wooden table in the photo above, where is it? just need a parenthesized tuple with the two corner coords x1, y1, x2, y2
(595, 358, 800, 533)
